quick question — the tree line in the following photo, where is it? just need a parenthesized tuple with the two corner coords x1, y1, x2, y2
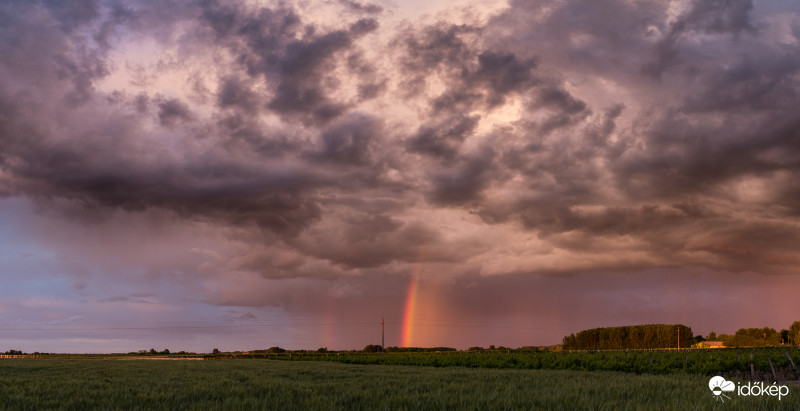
(562, 324, 694, 350)
(562, 321, 800, 350)
(703, 321, 800, 347)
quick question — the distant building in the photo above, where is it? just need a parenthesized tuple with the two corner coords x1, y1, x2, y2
(705, 341, 725, 348)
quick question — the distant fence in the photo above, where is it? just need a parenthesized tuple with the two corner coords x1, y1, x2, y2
(0, 355, 40, 359)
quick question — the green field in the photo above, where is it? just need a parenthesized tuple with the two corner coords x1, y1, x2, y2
(217, 347, 800, 381)
(1, 359, 798, 410)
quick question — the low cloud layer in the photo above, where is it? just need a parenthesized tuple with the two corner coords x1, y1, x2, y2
(1, 0, 799, 351)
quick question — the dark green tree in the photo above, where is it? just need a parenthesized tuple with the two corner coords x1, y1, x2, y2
(363, 344, 382, 353)
(789, 321, 800, 345)
(562, 324, 693, 350)
(730, 327, 780, 347)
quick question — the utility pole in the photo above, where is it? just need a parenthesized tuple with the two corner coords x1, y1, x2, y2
(381, 317, 385, 353)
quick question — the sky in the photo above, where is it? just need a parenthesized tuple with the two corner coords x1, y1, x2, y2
(1, 0, 800, 354)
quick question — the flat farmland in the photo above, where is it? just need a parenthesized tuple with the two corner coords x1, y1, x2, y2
(1, 359, 799, 410)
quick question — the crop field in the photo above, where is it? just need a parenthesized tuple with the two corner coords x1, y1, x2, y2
(221, 347, 800, 381)
(1, 358, 799, 410)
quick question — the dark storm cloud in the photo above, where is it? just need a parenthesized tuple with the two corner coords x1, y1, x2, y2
(533, 87, 591, 135)
(335, 0, 384, 15)
(641, 0, 756, 79)
(682, 0, 756, 36)
(488, 0, 671, 81)
(215, 113, 299, 157)
(42, 0, 102, 33)
(295, 216, 441, 269)
(2, 0, 800, 355)
(441, 0, 800, 276)
(614, 108, 800, 203)
(314, 113, 383, 166)
(395, 23, 481, 98)
(392, 15, 596, 214)
(428, 148, 497, 206)
(0, 0, 385, 240)
(199, 1, 380, 125)
(406, 115, 479, 160)
(396, 23, 539, 114)
(217, 76, 262, 113)
(157, 97, 193, 126)
(614, 17, 800, 204)
(426, 51, 539, 114)
(0, 2, 110, 106)
(2, 0, 800, 296)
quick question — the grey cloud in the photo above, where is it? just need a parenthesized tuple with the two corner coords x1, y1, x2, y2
(217, 76, 262, 113)
(614, 107, 800, 203)
(683, 0, 756, 37)
(681, 52, 800, 113)
(157, 97, 193, 126)
(399, 23, 480, 72)
(346, 51, 388, 101)
(200, 1, 380, 124)
(314, 113, 384, 166)
(335, 0, 383, 15)
(0, 0, 386, 241)
(489, 0, 669, 80)
(513, 202, 721, 259)
(406, 115, 479, 160)
(0, 2, 111, 106)
(428, 51, 538, 114)
(99, 295, 154, 304)
(265, 17, 380, 124)
(534, 87, 590, 135)
(428, 148, 497, 206)
(293, 214, 452, 269)
(43, 0, 102, 33)
(4, 0, 800, 354)
(397, 24, 539, 114)
(215, 113, 299, 157)
(472, 51, 538, 107)
(396, 23, 481, 98)
(400, 0, 800, 278)
(356, 80, 387, 100)
(2, 0, 800, 288)
(641, 0, 756, 79)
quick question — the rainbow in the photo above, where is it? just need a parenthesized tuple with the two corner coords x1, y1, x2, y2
(401, 268, 420, 347)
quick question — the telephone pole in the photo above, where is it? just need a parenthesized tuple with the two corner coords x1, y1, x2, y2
(381, 317, 385, 353)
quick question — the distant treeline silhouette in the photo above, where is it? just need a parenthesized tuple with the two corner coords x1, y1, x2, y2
(363, 345, 457, 353)
(705, 322, 800, 347)
(562, 324, 694, 350)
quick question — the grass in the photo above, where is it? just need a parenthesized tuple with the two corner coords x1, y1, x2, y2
(1, 359, 799, 410)
(250, 347, 800, 378)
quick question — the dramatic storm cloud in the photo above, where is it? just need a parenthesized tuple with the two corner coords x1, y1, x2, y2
(1, 0, 799, 352)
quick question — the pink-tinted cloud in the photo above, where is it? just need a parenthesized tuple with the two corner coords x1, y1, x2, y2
(1, 0, 799, 352)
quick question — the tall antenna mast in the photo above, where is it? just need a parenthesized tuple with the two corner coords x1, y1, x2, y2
(381, 317, 385, 352)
